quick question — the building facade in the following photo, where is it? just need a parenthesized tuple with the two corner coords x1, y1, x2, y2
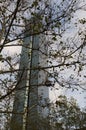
(10, 19, 50, 130)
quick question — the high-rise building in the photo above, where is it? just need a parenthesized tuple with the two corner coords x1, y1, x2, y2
(10, 19, 50, 130)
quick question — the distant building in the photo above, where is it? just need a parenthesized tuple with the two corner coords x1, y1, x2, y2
(10, 18, 51, 130)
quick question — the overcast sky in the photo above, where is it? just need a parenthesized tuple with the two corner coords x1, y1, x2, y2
(49, 0, 86, 109)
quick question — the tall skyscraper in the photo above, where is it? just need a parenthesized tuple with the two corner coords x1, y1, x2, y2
(10, 19, 49, 130)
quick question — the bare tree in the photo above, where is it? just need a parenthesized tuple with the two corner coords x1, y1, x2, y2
(0, 0, 86, 130)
